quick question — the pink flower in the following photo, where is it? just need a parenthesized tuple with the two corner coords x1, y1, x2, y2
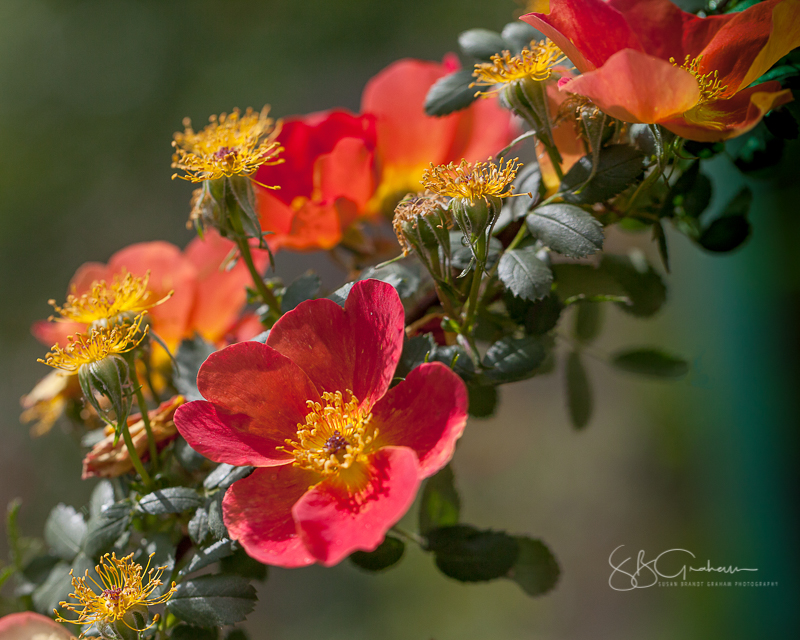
(0, 612, 75, 640)
(175, 280, 468, 566)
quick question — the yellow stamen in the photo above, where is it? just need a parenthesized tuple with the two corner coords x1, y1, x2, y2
(39, 314, 148, 373)
(56, 552, 176, 632)
(171, 106, 284, 182)
(49, 272, 171, 324)
(282, 390, 376, 484)
(670, 54, 728, 105)
(421, 158, 522, 201)
(472, 40, 567, 95)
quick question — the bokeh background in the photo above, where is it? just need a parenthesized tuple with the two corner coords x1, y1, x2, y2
(1, 0, 798, 638)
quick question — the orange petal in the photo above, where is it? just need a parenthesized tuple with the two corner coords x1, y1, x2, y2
(184, 231, 257, 344)
(446, 92, 516, 163)
(69, 261, 111, 293)
(522, 0, 644, 72)
(107, 241, 197, 348)
(661, 83, 793, 142)
(562, 49, 700, 124)
(314, 137, 376, 210)
(361, 58, 460, 173)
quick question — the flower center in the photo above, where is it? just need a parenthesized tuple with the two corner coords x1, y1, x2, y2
(472, 39, 567, 94)
(670, 54, 728, 105)
(421, 158, 522, 201)
(283, 390, 376, 478)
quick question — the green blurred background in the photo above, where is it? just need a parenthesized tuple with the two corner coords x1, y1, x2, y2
(1, 0, 798, 638)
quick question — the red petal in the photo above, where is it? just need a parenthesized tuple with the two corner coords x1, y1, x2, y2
(522, 0, 643, 72)
(277, 199, 344, 251)
(563, 49, 700, 123)
(267, 279, 404, 411)
(607, 0, 733, 62)
(361, 58, 459, 172)
(292, 446, 420, 566)
(107, 241, 198, 348)
(447, 93, 516, 163)
(372, 362, 467, 478)
(661, 83, 793, 142)
(185, 341, 322, 462)
(32, 319, 83, 348)
(699, 0, 800, 92)
(69, 261, 111, 293)
(223, 465, 317, 568)
(314, 136, 376, 210)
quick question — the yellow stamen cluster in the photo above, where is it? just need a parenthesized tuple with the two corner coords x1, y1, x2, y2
(392, 192, 451, 255)
(171, 106, 284, 182)
(283, 390, 376, 480)
(49, 272, 170, 324)
(472, 40, 567, 95)
(56, 552, 176, 632)
(39, 314, 148, 373)
(421, 158, 521, 201)
(670, 54, 728, 105)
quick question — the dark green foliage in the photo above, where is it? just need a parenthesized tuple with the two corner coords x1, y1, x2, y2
(424, 70, 478, 117)
(574, 302, 602, 343)
(168, 575, 257, 627)
(507, 537, 560, 596)
(428, 526, 519, 583)
(458, 29, 506, 60)
(179, 539, 237, 578)
(467, 383, 499, 418)
(419, 465, 461, 535)
(497, 247, 553, 301)
(611, 348, 689, 378)
(565, 351, 592, 430)
(360, 262, 421, 299)
(504, 162, 542, 221)
(698, 187, 753, 253)
(350, 536, 405, 572)
(501, 21, 543, 52)
(482, 336, 547, 383)
(600, 254, 666, 317)
(526, 204, 604, 258)
(174, 336, 217, 401)
(137, 488, 203, 515)
(171, 625, 220, 640)
(281, 272, 321, 313)
(220, 546, 268, 582)
(560, 145, 645, 204)
(204, 464, 255, 491)
(44, 504, 86, 562)
(84, 501, 133, 558)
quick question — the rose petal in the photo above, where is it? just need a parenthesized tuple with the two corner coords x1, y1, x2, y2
(662, 83, 793, 142)
(292, 446, 420, 566)
(0, 612, 75, 639)
(315, 136, 376, 211)
(223, 465, 317, 568)
(267, 279, 404, 411)
(372, 362, 467, 479)
(182, 341, 322, 462)
(522, 0, 644, 72)
(563, 49, 701, 123)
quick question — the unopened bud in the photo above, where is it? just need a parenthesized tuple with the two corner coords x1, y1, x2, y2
(78, 355, 133, 428)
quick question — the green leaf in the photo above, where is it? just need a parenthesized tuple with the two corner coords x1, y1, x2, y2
(281, 272, 321, 313)
(652, 221, 670, 273)
(204, 464, 254, 491)
(207, 492, 229, 541)
(220, 546, 268, 582)
(424, 69, 478, 117)
(505, 292, 563, 335)
(174, 336, 217, 401)
(699, 187, 752, 253)
(754, 63, 800, 85)
(167, 575, 257, 627)
(611, 348, 689, 378)
(31, 562, 72, 615)
(467, 383, 498, 419)
(170, 625, 220, 640)
(189, 507, 210, 546)
(526, 204, 604, 258)
(397, 334, 435, 378)
(419, 465, 461, 535)
(175, 437, 209, 472)
(84, 501, 132, 558)
(44, 504, 87, 562)
(662, 160, 711, 221)
(600, 253, 666, 317)
(551, 263, 628, 305)
(137, 488, 203, 515)
(328, 282, 355, 307)
(428, 525, 519, 583)
(429, 344, 476, 382)
(504, 162, 542, 222)
(458, 29, 506, 60)
(451, 234, 502, 272)
(507, 537, 560, 596)
(501, 21, 543, 53)
(560, 145, 644, 204)
(360, 262, 421, 300)
(574, 301, 603, 343)
(180, 540, 237, 578)
(497, 247, 553, 301)
(350, 536, 405, 572)
(733, 128, 784, 174)
(89, 481, 115, 520)
(764, 107, 798, 140)
(565, 351, 592, 430)
(482, 336, 547, 384)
